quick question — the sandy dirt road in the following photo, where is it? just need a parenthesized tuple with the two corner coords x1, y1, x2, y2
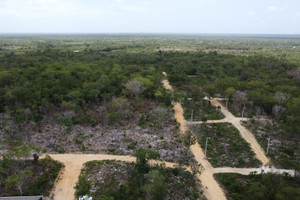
(44, 154, 177, 200)
(187, 119, 228, 124)
(187, 118, 250, 125)
(210, 99, 270, 165)
(162, 73, 227, 200)
(211, 167, 295, 176)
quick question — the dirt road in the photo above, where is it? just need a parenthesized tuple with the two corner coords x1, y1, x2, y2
(162, 73, 227, 200)
(45, 152, 294, 200)
(44, 154, 177, 200)
(162, 79, 173, 91)
(187, 119, 228, 124)
(211, 167, 295, 176)
(210, 99, 270, 165)
(187, 118, 250, 125)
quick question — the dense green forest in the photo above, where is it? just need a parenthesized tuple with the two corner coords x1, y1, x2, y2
(165, 52, 299, 134)
(0, 35, 299, 134)
(0, 43, 170, 124)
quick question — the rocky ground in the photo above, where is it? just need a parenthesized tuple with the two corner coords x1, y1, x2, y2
(77, 160, 204, 200)
(30, 122, 186, 162)
(0, 104, 188, 163)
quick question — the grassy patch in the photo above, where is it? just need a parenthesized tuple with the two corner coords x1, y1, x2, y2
(183, 98, 224, 121)
(191, 123, 261, 167)
(215, 173, 300, 200)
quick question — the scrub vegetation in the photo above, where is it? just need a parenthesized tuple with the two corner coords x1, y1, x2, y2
(75, 149, 204, 200)
(215, 173, 300, 200)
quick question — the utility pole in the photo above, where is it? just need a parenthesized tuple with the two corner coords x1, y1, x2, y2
(266, 137, 271, 155)
(204, 137, 208, 159)
(190, 109, 193, 122)
(242, 104, 245, 120)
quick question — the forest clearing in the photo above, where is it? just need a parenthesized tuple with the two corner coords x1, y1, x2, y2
(1, 34, 299, 200)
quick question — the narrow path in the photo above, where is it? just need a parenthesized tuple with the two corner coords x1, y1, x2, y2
(211, 167, 295, 176)
(162, 73, 227, 200)
(46, 152, 295, 200)
(188, 119, 228, 124)
(44, 154, 177, 200)
(187, 118, 249, 125)
(209, 99, 270, 165)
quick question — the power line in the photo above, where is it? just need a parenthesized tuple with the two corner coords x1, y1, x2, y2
(204, 137, 208, 159)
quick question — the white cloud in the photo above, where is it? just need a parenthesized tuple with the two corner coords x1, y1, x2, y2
(201, 0, 215, 3)
(0, 0, 117, 19)
(282, 5, 289, 10)
(138, 1, 151, 5)
(260, 19, 267, 24)
(121, 5, 145, 11)
(0, 7, 20, 16)
(267, 6, 279, 12)
(267, 4, 288, 13)
(246, 11, 256, 16)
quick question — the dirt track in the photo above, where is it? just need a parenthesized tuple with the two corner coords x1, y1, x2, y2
(211, 167, 295, 176)
(209, 99, 270, 165)
(162, 73, 227, 200)
(44, 154, 177, 200)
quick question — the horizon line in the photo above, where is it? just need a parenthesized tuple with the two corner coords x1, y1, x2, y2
(0, 32, 300, 35)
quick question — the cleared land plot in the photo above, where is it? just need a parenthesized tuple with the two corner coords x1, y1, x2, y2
(190, 123, 261, 168)
(75, 160, 204, 200)
(183, 98, 224, 121)
(1, 103, 187, 163)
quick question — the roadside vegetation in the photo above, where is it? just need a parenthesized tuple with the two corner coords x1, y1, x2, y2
(243, 119, 300, 170)
(179, 86, 224, 121)
(0, 144, 63, 197)
(190, 123, 261, 167)
(215, 173, 300, 200)
(75, 149, 204, 200)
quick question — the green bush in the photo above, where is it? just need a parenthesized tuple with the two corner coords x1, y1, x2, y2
(215, 173, 300, 200)
(75, 174, 91, 198)
(0, 155, 63, 197)
(58, 116, 73, 127)
(108, 112, 122, 125)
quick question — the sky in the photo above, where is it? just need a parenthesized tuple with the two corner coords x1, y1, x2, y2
(0, 0, 300, 34)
